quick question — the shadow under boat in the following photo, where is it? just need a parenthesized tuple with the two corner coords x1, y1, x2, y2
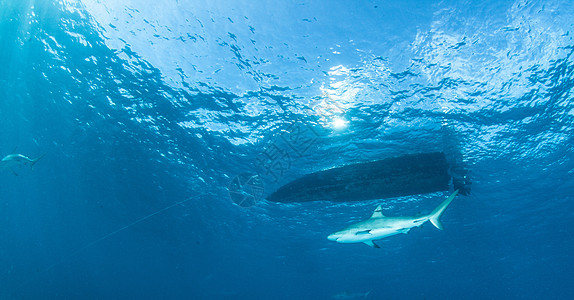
(266, 152, 470, 203)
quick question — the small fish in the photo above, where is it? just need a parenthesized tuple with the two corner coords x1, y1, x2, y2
(331, 290, 371, 299)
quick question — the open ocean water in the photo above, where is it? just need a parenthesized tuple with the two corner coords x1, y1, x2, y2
(1, 0, 573, 299)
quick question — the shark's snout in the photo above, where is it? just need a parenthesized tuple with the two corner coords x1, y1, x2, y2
(327, 232, 340, 241)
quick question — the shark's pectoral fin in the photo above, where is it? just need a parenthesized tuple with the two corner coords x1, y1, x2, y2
(364, 240, 380, 248)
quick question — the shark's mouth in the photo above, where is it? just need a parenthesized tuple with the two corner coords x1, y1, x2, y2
(327, 234, 339, 241)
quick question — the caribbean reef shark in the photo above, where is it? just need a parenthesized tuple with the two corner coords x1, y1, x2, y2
(1, 153, 45, 175)
(328, 190, 459, 248)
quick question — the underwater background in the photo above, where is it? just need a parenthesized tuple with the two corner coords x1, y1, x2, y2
(1, 0, 573, 299)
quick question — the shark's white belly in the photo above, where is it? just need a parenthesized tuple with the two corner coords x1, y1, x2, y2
(369, 227, 411, 239)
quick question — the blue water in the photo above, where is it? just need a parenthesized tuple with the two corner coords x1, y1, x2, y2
(1, 0, 573, 299)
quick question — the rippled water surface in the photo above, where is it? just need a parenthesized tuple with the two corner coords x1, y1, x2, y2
(1, 0, 573, 299)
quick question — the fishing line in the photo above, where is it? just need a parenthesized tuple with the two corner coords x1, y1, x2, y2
(75, 196, 198, 252)
(15, 195, 199, 294)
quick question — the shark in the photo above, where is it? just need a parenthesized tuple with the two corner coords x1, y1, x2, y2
(331, 290, 372, 299)
(1, 153, 45, 175)
(327, 190, 459, 248)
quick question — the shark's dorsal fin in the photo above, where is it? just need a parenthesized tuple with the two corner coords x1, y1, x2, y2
(371, 205, 385, 219)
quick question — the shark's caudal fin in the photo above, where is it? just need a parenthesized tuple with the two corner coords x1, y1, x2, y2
(429, 190, 459, 230)
(30, 154, 46, 169)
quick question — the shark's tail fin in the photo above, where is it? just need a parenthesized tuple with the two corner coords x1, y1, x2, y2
(30, 154, 46, 170)
(429, 190, 459, 230)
